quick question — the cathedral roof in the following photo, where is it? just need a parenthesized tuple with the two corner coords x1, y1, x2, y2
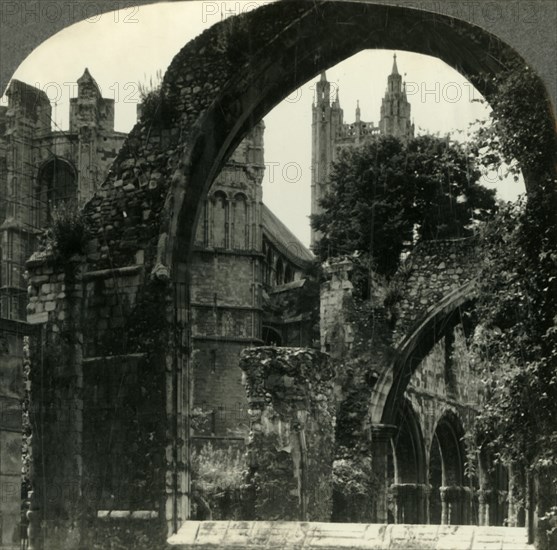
(261, 203, 314, 268)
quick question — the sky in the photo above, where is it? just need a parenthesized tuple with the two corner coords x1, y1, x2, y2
(1, 0, 524, 247)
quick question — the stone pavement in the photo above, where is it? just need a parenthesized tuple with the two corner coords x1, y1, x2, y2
(167, 521, 534, 549)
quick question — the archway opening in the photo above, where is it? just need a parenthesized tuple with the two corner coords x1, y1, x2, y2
(429, 412, 469, 525)
(391, 399, 427, 523)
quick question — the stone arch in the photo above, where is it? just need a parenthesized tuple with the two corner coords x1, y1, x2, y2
(390, 398, 428, 523)
(393, 398, 426, 485)
(429, 409, 469, 525)
(371, 282, 476, 425)
(153, 1, 554, 279)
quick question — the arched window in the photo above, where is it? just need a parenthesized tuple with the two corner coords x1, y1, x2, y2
(212, 191, 228, 249)
(284, 264, 294, 284)
(265, 245, 273, 286)
(275, 257, 284, 286)
(232, 193, 248, 250)
(37, 158, 77, 224)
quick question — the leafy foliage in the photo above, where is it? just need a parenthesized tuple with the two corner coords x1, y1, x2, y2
(470, 198, 557, 468)
(463, 62, 557, 482)
(332, 447, 379, 522)
(137, 72, 178, 129)
(45, 202, 89, 258)
(471, 63, 557, 180)
(312, 134, 496, 278)
(190, 443, 249, 520)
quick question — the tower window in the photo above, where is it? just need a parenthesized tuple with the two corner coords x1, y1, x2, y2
(37, 158, 77, 224)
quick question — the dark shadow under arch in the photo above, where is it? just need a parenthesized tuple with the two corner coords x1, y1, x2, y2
(393, 398, 427, 485)
(429, 409, 469, 525)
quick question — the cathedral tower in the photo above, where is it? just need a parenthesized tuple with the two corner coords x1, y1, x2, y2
(310, 72, 343, 247)
(310, 54, 415, 247)
(379, 54, 415, 141)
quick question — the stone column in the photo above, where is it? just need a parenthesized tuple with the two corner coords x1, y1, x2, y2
(391, 483, 426, 524)
(419, 484, 431, 524)
(240, 347, 336, 522)
(507, 464, 518, 527)
(440, 487, 449, 525)
(462, 486, 472, 524)
(478, 489, 490, 526)
(370, 424, 396, 523)
(390, 484, 402, 523)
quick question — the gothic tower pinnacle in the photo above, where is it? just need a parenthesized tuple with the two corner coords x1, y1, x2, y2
(311, 71, 343, 247)
(380, 53, 414, 140)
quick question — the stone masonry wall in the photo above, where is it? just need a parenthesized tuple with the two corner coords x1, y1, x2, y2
(240, 347, 335, 522)
(394, 238, 479, 343)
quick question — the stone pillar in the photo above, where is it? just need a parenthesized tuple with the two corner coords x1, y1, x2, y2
(462, 486, 472, 524)
(320, 259, 354, 360)
(240, 347, 336, 522)
(422, 484, 431, 524)
(370, 424, 396, 523)
(442, 485, 467, 525)
(507, 464, 518, 527)
(26, 490, 41, 550)
(391, 483, 426, 524)
(27, 254, 85, 549)
(478, 489, 490, 526)
(440, 487, 449, 525)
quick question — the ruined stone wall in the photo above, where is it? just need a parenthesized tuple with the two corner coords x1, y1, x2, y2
(26, 249, 168, 549)
(240, 347, 336, 522)
(407, 319, 482, 454)
(394, 238, 479, 342)
(0, 320, 26, 548)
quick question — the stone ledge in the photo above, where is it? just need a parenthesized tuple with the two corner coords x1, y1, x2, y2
(97, 510, 158, 520)
(82, 264, 143, 280)
(167, 521, 533, 549)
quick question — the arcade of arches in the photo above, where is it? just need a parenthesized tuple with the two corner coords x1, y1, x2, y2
(15, 1, 555, 549)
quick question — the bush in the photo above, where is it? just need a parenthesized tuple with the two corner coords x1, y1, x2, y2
(190, 443, 249, 520)
(45, 203, 89, 258)
(332, 450, 379, 522)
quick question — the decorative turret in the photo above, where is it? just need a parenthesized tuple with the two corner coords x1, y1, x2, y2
(379, 53, 414, 141)
(70, 68, 115, 133)
(311, 72, 343, 247)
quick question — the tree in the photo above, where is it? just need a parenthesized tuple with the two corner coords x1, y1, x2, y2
(311, 134, 496, 278)
(465, 63, 557, 547)
(470, 198, 557, 467)
(466, 62, 557, 470)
